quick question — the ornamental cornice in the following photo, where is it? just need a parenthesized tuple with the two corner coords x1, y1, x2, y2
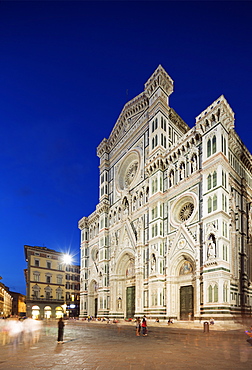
(105, 93, 149, 153)
(144, 64, 174, 98)
(168, 107, 190, 134)
(145, 152, 166, 175)
(96, 199, 110, 214)
(195, 95, 235, 133)
(97, 138, 108, 158)
(145, 129, 201, 175)
(78, 216, 89, 230)
(88, 211, 99, 226)
(229, 130, 252, 174)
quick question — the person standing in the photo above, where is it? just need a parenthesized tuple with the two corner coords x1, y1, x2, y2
(136, 317, 141, 336)
(142, 316, 147, 336)
(57, 317, 65, 343)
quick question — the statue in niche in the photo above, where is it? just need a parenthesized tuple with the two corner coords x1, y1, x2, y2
(207, 234, 216, 259)
(191, 155, 197, 172)
(180, 163, 185, 180)
(151, 253, 156, 272)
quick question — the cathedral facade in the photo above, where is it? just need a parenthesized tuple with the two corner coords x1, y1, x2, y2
(78, 65, 252, 321)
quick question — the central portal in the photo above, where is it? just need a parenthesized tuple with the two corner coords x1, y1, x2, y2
(126, 286, 135, 319)
(180, 285, 194, 320)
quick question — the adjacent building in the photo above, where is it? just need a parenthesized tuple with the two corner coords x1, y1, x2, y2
(78, 65, 252, 321)
(65, 263, 80, 317)
(9, 291, 26, 317)
(0, 282, 12, 318)
(24, 245, 80, 319)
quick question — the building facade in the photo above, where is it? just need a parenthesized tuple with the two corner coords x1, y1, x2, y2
(24, 245, 80, 319)
(78, 65, 252, 321)
(0, 282, 12, 318)
(65, 264, 80, 317)
(10, 292, 26, 317)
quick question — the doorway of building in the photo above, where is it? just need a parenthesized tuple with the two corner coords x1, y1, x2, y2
(180, 285, 194, 320)
(31, 305, 40, 320)
(126, 286, 135, 319)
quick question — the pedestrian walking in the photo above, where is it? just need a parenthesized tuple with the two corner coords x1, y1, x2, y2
(142, 316, 147, 336)
(57, 317, 65, 343)
(136, 317, 141, 336)
(245, 325, 252, 346)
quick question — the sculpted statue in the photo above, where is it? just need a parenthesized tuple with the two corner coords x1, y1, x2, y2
(207, 234, 216, 259)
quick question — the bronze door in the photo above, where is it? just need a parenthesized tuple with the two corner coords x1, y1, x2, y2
(180, 285, 193, 320)
(126, 286, 135, 319)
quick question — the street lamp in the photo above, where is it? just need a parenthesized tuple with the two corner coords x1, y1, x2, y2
(62, 254, 73, 265)
(61, 254, 73, 317)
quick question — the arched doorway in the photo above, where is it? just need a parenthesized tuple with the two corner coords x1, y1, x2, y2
(178, 260, 194, 320)
(44, 306, 52, 319)
(115, 252, 135, 318)
(56, 306, 63, 319)
(126, 260, 135, 318)
(32, 305, 40, 320)
(88, 280, 98, 317)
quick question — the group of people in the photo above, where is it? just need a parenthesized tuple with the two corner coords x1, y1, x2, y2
(135, 316, 147, 336)
(0, 317, 42, 348)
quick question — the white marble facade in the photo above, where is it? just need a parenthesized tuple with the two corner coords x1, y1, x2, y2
(79, 65, 252, 321)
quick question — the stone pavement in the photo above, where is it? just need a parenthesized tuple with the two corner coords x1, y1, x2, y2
(0, 320, 252, 369)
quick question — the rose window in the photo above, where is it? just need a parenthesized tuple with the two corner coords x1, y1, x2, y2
(179, 202, 194, 222)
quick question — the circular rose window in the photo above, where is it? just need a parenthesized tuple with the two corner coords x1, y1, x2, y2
(171, 193, 196, 225)
(117, 151, 140, 191)
(179, 202, 194, 222)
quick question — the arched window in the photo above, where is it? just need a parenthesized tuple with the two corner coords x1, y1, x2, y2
(155, 134, 158, 146)
(56, 287, 63, 300)
(32, 285, 40, 298)
(152, 137, 155, 149)
(45, 286, 52, 300)
(208, 285, 213, 302)
(213, 194, 217, 211)
(212, 171, 217, 187)
(207, 139, 211, 157)
(214, 284, 218, 302)
(207, 174, 212, 190)
(212, 136, 216, 154)
(208, 197, 212, 213)
(139, 193, 143, 207)
(145, 187, 149, 203)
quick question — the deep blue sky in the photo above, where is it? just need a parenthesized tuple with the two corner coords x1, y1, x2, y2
(0, 1, 252, 295)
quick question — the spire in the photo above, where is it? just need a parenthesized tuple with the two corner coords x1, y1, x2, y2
(144, 65, 174, 98)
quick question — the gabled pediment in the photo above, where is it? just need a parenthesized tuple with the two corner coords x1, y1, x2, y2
(169, 224, 196, 260)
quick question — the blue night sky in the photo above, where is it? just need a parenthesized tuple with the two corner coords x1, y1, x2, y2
(0, 1, 252, 295)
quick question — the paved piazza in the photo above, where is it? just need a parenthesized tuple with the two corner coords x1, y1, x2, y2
(0, 321, 252, 369)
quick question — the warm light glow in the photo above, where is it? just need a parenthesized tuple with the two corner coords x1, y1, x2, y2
(62, 253, 72, 265)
